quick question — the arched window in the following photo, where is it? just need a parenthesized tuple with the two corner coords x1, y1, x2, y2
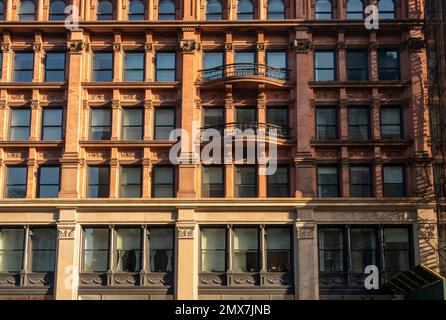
(315, 0, 332, 20)
(378, 0, 395, 19)
(267, 0, 284, 20)
(158, 0, 175, 20)
(18, 0, 36, 21)
(49, 0, 67, 21)
(237, 0, 253, 20)
(206, 0, 222, 21)
(0, 0, 5, 20)
(96, 0, 114, 20)
(346, 0, 363, 19)
(128, 0, 145, 20)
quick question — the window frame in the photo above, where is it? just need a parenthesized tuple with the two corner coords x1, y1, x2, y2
(315, 106, 338, 140)
(5, 166, 28, 198)
(92, 51, 114, 82)
(234, 165, 258, 198)
(346, 49, 369, 81)
(201, 165, 225, 198)
(206, 0, 223, 20)
(87, 165, 110, 198)
(315, 0, 333, 20)
(349, 165, 373, 197)
(266, 165, 290, 197)
(45, 52, 66, 82)
(89, 107, 112, 140)
(119, 165, 142, 198)
(348, 106, 370, 140)
(14, 51, 34, 82)
(267, 0, 285, 20)
(158, 0, 176, 20)
(37, 165, 60, 198)
(48, 0, 67, 21)
(9, 108, 31, 141)
(18, 0, 36, 21)
(123, 51, 145, 82)
(346, 0, 364, 20)
(96, 0, 114, 20)
(380, 106, 403, 139)
(155, 52, 176, 82)
(317, 165, 340, 198)
(121, 107, 144, 141)
(128, 0, 145, 20)
(152, 165, 176, 198)
(154, 107, 176, 140)
(378, 49, 400, 81)
(382, 165, 406, 197)
(41, 107, 63, 141)
(314, 50, 336, 81)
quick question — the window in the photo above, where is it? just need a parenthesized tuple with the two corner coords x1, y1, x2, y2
(206, 0, 222, 20)
(49, 0, 66, 20)
(122, 108, 143, 140)
(203, 52, 224, 80)
(154, 108, 175, 140)
(18, 0, 35, 20)
(318, 228, 344, 272)
(116, 229, 141, 272)
(31, 229, 57, 272)
(202, 107, 224, 128)
(316, 107, 337, 139)
(37, 166, 60, 198)
(378, 0, 395, 19)
(88, 166, 110, 198)
(267, 0, 285, 19)
(202, 166, 224, 197)
(42, 108, 63, 140)
(128, 0, 145, 20)
(237, 0, 254, 20)
(267, 107, 288, 127)
(0, 52, 2, 78)
(350, 166, 372, 197)
(266, 228, 291, 272)
(266, 51, 287, 80)
(14, 52, 34, 82)
(10, 108, 30, 141)
(346, 50, 368, 81)
(120, 166, 141, 198)
(378, 50, 400, 80)
(350, 228, 376, 272)
(235, 107, 257, 123)
(381, 107, 402, 138)
(5, 166, 27, 198)
(0, 229, 24, 272)
(45, 52, 65, 82)
(90, 108, 111, 140)
(267, 166, 289, 197)
(235, 51, 255, 76)
(124, 52, 144, 81)
(317, 166, 339, 197)
(315, 0, 332, 19)
(155, 52, 175, 81)
(201, 228, 226, 272)
(235, 166, 257, 197)
(158, 0, 175, 20)
(96, 0, 113, 20)
(233, 228, 259, 272)
(383, 228, 410, 272)
(149, 228, 174, 272)
(346, 0, 364, 19)
(83, 228, 108, 272)
(0, 0, 4, 20)
(348, 107, 370, 139)
(152, 166, 175, 198)
(93, 52, 113, 81)
(314, 51, 335, 81)
(383, 166, 405, 197)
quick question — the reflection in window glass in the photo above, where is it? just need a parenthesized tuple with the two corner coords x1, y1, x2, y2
(233, 228, 258, 272)
(318, 228, 344, 272)
(31, 229, 56, 272)
(0, 229, 24, 272)
(266, 228, 290, 272)
(83, 228, 108, 272)
(201, 228, 226, 272)
(116, 229, 141, 272)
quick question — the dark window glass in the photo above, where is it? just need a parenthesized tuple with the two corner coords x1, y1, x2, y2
(149, 228, 174, 272)
(267, 166, 289, 197)
(235, 107, 257, 123)
(124, 52, 144, 81)
(14, 52, 34, 82)
(350, 166, 372, 197)
(154, 108, 175, 140)
(235, 166, 257, 197)
(267, 0, 285, 19)
(128, 0, 145, 20)
(120, 166, 141, 198)
(202, 108, 224, 128)
(155, 52, 175, 81)
(233, 228, 258, 272)
(266, 227, 290, 272)
(83, 228, 108, 272)
(378, 50, 400, 80)
(316, 107, 337, 139)
(383, 228, 410, 272)
(346, 0, 364, 19)
(346, 50, 368, 80)
(235, 51, 255, 76)
(88, 166, 110, 198)
(0, 229, 24, 272)
(266, 51, 287, 79)
(18, 0, 35, 20)
(317, 166, 339, 197)
(201, 228, 226, 272)
(202, 166, 224, 197)
(158, 0, 175, 20)
(122, 108, 143, 140)
(90, 108, 111, 140)
(116, 229, 140, 272)
(10, 108, 30, 141)
(153, 166, 175, 198)
(37, 166, 60, 198)
(378, 0, 395, 19)
(6, 167, 27, 198)
(96, 0, 113, 20)
(42, 108, 63, 140)
(314, 51, 335, 81)
(93, 52, 113, 81)
(0, 52, 3, 77)
(318, 228, 344, 272)
(237, 0, 254, 20)
(49, 0, 66, 20)
(206, 0, 222, 20)
(348, 107, 370, 139)
(315, 0, 332, 19)
(267, 107, 288, 127)
(0, 1, 4, 20)
(381, 107, 402, 138)
(45, 52, 65, 82)
(202, 52, 224, 80)
(350, 228, 376, 272)
(383, 166, 405, 197)
(31, 229, 56, 272)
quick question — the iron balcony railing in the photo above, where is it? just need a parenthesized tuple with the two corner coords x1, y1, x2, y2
(201, 122, 291, 139)
(199, 63, 290, 82)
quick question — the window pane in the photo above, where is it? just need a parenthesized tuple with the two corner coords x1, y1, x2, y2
(235, 108, 256, 123)
(266, 228, 290, 272)
(350, 228, 376, 272)
(93, 52, 113, 81)
(202, 166, 224, 197)
(316, 108, 337, 139)
(348, 107, 369, 139)
(318, 167, 339, 197)
(88, 166, 109, 198)
(203, 108, 224, 127)
(45, 52, 65, 82)
(124, 52, 144, 81)
(155, 109, 175, 140)
(383, 166, 404, 197)
(116, 229, 141, 272)
(267, 108, 288, 127)
(266, 52, 286, 69)
(350, 166, 372, 197)
(0, 229, 24, 272)
(201, 228, 226, 272)
(6, 167, 27, 198)
(122, 108, 143, 140)
(206, 0, 222, 20)
(90, 109, 111, 140)
(267, 0, 285, 20)
(38, 167, 60, 198)
(384, 228, 409, 272)
(237, 0, 254, 20)
(158, 0, 175, 20)
(267, 166, 289, 197)
(233, 228, 258, 272)
(84, 228, 108, 272)
(42, 109, 63, 140)
(315, 51, 335, 81)
(156, 53, 175, 70)
(346, 50, 368, 80)
(150, 228, 174, 272)
(120, 167, 141, 197)
(153, 166, 174, 198)
(235, 51, 255, 64)
(49, 0, 66, 20)
(235, 166, 256, 197)
(31, 229, 56, 272)
(318, 228, 344, 272)
(204, 52, 224, 69)
(10, 109, 30, 141)
(381, 108, 402, 138)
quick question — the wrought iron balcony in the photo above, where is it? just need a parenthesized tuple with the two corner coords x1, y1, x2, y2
(201, 122, 291, 139)
(199, 63, 289, 82)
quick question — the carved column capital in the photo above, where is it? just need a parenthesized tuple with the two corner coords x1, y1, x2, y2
(57, 225, 76, 239)
(66, 40, 84, 53)
(296, 222, 315, 239)
(293, 39, 312, 53)
(177, 224, 195, 239)
(179, 39, 198, 53)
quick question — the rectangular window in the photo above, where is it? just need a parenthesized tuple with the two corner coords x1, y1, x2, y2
(124, 52, 144, 81)
(350, 166, 372, 197)
(31, 229, 56, 272)
(235, 51, 255, 76)
(383, 166, 405, 197)
(235, 107, 257, 123)
(381, 107, 402, 138)
(235, 166, 257, 198)
(93, 52, 113, 82)
(90, 108, 111, 140)
(88, 166, 110, 198)
(346, 50, 368, 81)
(316, 107, 337, 139)
(14, 52, 34, 82)
(203, 51, 224, 80)
(0, 52, 3, 78)
(318, 228, 344, 272)
(378, 50, 400, 80)
(266, 51, 287, 80)
(233, 228, 259, 272)
(83, 228, 109, 272)
(317, 166, 339, 197)
(266, 228, 291, 272)
(350, 228, 376, 272)
(116, 228, 141, 272)
(6, 166, 27, 198)
(45, 52, 65, 82)
(155, 52, 176, 81)
(0, 228, 24, 272)
(202, 166, 224, 197)
(37, 166, 60, 198)
(348, 107, 370, 139)
(314, 51, 335, 81)
(266, 107, 288, 127)
(202, 107, 224, 128)
(120, 166, 141, 198)
(267, 166, 289, 197)
(383, 228, 410, 272)
(122, 108, 143, 140)
(152, 166, 175, 198)
(149, 228, 174, 272)
(10, 108, 30, 141)
(41, 108, 63, 140)
(154, 108, 175, 140)
(201, 228, 226, 272)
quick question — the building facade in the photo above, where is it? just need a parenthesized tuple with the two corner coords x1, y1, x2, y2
(0, 0, 440, 300)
